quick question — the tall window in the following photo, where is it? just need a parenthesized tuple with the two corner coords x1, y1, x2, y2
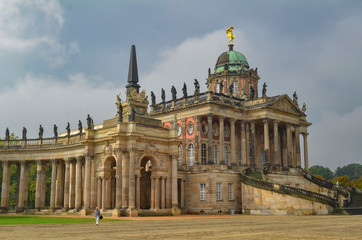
(201, 144, 207, 165)
(233, 81, 238, 93)
(200, 183, 206, 200)
(224, 146, 229, 166)
(213, 145, 218, 164)
(215, 83, 220, 93)
(216, 183, 222, 201)
(228, 183, 233, 200)
(177, 145, 182, 166)
(188, 144, 194, 166)
(238, 148, 242, 166)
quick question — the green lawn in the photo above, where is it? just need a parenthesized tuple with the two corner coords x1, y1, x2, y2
(0, 216, 125, 225)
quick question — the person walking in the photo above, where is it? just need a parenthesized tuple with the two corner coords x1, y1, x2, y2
(94, 207, 101, 226)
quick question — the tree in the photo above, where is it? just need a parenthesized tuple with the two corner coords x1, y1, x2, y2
(351, 176, 362, 189)
(335, 163, 362, 180)
(331, 176, 352, 186)
(309, 165, 334, 180)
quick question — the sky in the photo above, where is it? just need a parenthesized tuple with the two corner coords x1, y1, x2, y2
(0, 0, 362, 170)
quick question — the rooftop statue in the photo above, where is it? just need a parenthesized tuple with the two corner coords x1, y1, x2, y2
(293, 91, 299, 106)
(171, 86, 177, 100)
(53, 124, 58, 138)
(118, 102, 123, 122)
(66, 122, 71, 137)
(226, 26, 236, 45)
(262, 82, 267, 98)
(250, 86, 255, 100)
(194, 79, 200, 95)
(78, 120, 83, 134)
(219, 81, 224, 93)
(302, 102, 307, 112)
(22, 127, 27, 140)
(182, 82, 187, 98)
(229, 83, 234, 95)
(161, 88, 165, 103)
(5, 128, 9, 140)
(87, 114, 94, 129)
(39, 125, 44, 139)
(150, 91, 156, 106)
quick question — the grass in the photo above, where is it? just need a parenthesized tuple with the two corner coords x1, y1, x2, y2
(0, 216, 125, 225)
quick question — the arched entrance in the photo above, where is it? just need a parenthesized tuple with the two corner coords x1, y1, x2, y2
(103, 157, 116, 209)
(139, 157, 155, 209)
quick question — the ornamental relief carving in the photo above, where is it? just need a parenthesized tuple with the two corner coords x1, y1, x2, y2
(270, 99, 300, 114)
(103, 141, 113, 157)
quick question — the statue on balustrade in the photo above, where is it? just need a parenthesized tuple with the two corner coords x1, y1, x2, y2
(194, 79, 200, 95)
(5, 128, 9, 140)
(87, 114, 94, 129)
(229, 83, 234, 95)
(262, 82, 267, 98)
(250, 86, 255, 100)
(22, 127, 27, 140)
(161, 88, 165, 103)
(150, 91, 156, 106)
(302, 102, 307, 112)
(118, 103, 123, 122)
(66, 122, 71, 137)
(182, 82, 187, 98)
(171, 86, 177, 101)
(78, 120, 83, 134)
(38, 125, 44, 139)
(293, 91, 298, 106)
(53, 124, 58, 138)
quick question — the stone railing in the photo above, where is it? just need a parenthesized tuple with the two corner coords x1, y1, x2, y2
(241, 168, 337, 207)
(0, 133, 86, 149)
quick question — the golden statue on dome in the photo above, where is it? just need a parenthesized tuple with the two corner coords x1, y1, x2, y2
(226, 26, 236, 45)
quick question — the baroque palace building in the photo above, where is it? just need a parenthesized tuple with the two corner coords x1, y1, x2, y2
(0, 30, 350, 216)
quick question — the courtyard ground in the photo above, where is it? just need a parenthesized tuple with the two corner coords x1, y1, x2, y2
(0, 214, 360, 239)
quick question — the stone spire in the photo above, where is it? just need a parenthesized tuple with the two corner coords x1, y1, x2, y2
(126, 45, 140, 95)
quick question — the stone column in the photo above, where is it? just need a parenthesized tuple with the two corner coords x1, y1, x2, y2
(69, 160, 76, 208)
(155, 177, 160, 210)
(63, 159, 70, 209)
(263, 118, 270, 166)
(194, 116, 200, 164)
(1, 161, 10, 209)
(55, 161, 63, 208)
(171, 154, 178, 208)
(50, 159, 57, 209)
(219, 117, 225, 164)
(90, 158, 97, 208)
(101, 177, 106, 211)
(115, 151, 122, 209)
(181, 119, 186, 165)
(303, 133, 309, 173)
(230, 118, 236, 165)
(128, 150, 136, 209)
(35, 160, 43, 209)
(180, 179, 185, 208)
(106, 177, 111, 208)
(17, 161, 26, 209)
(273, 120, 280, 166)
(121, 151, 128, 208)
(84, 155, 91, 209)
(75, 157, 83, 210)
(39, 164, 45, 208)
(286, 123, 292, 167)
(97, 177, 102, 208)
(250, 121, 256, 166)
(207, 114, 213, 164)
(246, 122, 251, 166)
(136, 174, 140, 209)
(241, 121, 247, 166)
(161, 176, 166, 209)
(150, 176, 155, 209)
(295, 126, 302, 168)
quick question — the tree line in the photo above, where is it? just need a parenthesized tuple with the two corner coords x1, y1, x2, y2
(309, 164, 362, 189)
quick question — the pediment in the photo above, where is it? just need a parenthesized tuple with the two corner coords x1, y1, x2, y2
(268, 96, 304, 115)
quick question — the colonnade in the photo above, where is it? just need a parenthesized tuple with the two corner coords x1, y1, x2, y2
(179, 115, 309, 171)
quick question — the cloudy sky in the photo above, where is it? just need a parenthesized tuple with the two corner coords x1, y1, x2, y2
(0, 0, 361, 170)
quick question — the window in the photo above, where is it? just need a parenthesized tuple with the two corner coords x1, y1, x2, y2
(187, 122, 194, 135)
(177, 145, 182, 166)
(177, 124, 182, 137)
(201, 144, 207, 165)
(216, 183, 222, 201)
(201, 123, 207, 135)
(212, 124, 219, 136)
(200, 183, 206, 200)
(238, 148, 242, 166)
(213, 145, 218, 164)
(233, 81, 238, 93)
(224, 126, 230, 138)
(215, 83, 220, 93)
(224, 146, 229, 166)
(228, 183, 233, 200)
(188, 144, 194, 166)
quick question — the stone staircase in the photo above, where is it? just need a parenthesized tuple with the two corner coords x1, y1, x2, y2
(341, 191, 362, 215)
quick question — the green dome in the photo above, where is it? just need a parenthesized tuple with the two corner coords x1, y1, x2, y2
(214, 46, 249, 73)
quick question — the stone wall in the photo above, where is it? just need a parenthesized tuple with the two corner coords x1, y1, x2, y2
(241, 183, 334, 215)
(185, 171, 241, 214)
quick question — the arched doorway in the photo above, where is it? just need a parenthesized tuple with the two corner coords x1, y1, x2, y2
(103, 157, 116, 209)
(139, 157, 154, 209)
